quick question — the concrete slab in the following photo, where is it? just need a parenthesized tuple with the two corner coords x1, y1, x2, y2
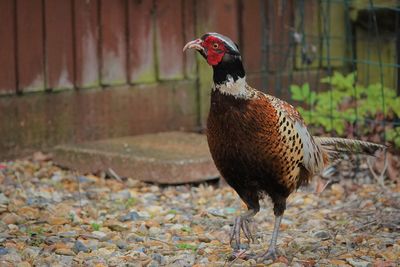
(53, 132, 219, 184)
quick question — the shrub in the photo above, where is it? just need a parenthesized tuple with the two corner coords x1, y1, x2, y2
(290, 72, 400, 148)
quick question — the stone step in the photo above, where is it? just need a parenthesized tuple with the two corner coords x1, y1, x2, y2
(53, 132, 219, 184)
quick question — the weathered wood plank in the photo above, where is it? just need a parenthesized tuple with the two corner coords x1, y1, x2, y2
(74, 0, 100, 88)
(241, 0, 263, 74)
(294, 0, 320, 69)
(183, 0, 196, 79)
(17, 0, 45, 92)
(155, 0, 184, 80)
(45, 0, 75, 90)
(0, 0, 16, 94)
(268, 0, 294, 72)
(128, 0, 156, 83)
(100, 0, 127, 85)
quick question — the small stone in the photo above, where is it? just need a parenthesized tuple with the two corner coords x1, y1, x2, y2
(26, 196, 50, 207)
(170, 224, 183, 231)
(68, 210, 83, 224)
(145, 220, 160, 228)
(17, 206, 40, 220)
(86, 240, 99, 251)
(149, 226, 162, 236)
(147, 205, 163, 214)
(0, 204, 7, 213)
(92, 231, 109, 241)
(126, 233, 144, 243)
(46, 216, 69, 225)
(77, 175, 93, 183)
(21, 247, 40, 260)
(51, 173, 63, 182)
(247, 259, 257, 266)
(171, 254, 196, 267)
(137, 211, 150, 219)
(148, 260, 159, 267)
(313, 230, 330, 240)
(17, 261, 31, 267)
(0, 247, 8, 255)
(97, 247, 114, 257)
(59, 231, 77, 238)
(55, 248, 75, 256)
(44, 236, 60, 245)
(104, 220, 128, 232)
(116, 239, 128, 250)
(269, 263, 287, 267)
(0, 193, 9, 205)
(73, 240, 90, 253)
(198, 235, 211, 243)
(119, 211, 141, 222)
(111, 190, 131, 201)
(8, 224, 18, 231)
(0, 221, 7, 232)
(346, 258, 372, 267)
(151, 253, 166, 265)
(2, 213, 24, 225)
(164, 213, 175, 221)
(171, 236, 181, 242)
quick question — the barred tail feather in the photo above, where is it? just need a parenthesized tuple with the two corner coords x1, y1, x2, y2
(314, 137, 386, 158)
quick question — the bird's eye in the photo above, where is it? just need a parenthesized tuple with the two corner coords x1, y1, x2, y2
(213, 43, 219, 49)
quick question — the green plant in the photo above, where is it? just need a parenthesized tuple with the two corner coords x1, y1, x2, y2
(290, 72, 400, 147)
(125, 197, 137, 208)
(176, 243, 197, 251)
(91, 222, 101, 231)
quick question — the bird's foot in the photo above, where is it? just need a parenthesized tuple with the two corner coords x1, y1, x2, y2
(255, 246, 279, 263)
(227, 249, 255, 261)
(229, 215, 254, 250)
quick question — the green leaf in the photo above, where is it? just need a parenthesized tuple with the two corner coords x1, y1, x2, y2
(290, 71, 400, 147)
(176, 243, 197, 251)
(91, 222, 101, 231)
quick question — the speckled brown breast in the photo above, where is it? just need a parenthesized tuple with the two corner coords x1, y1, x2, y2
(206, 90, 308, 206)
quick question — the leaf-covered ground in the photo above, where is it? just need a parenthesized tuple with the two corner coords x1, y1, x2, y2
(0, 156, 399, 266)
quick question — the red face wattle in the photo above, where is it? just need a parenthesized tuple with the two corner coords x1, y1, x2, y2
(202, 36, 227, 66)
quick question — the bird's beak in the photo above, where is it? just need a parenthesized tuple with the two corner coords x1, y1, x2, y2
(183, 38, 204, 52)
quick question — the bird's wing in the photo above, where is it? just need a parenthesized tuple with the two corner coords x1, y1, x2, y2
(262, 93, 326, 175)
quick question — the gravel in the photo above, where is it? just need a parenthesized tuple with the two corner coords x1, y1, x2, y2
(0, 157, 399, 266)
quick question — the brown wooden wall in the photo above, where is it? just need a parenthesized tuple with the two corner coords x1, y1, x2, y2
(0, 0, 297, 159)
(0, 0, 298, 94)
(0, 0, 192, 93)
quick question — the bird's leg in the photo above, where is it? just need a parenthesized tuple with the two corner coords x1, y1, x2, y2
(259, 215, 282, 261)
(229, 208, 257, 250)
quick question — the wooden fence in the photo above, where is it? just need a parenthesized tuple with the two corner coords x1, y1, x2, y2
(0, 0, 397, 159)
(0, 0, 193, 93)
(0, 0, 296, 159)
(0, 0, 296, 94)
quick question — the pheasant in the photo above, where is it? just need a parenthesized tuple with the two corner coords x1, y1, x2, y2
(183, 32, 385, 261)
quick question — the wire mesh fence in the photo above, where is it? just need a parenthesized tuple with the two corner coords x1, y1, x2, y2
(263, 0, 399, 151)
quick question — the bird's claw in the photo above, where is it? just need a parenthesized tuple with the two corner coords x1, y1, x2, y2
(256, 247, 279, 263)
(245, 247, 279, 263)
(229, 216, 254, 250)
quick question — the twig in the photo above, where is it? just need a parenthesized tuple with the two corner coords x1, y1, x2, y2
(225, 249, 248, 267)
(15, 172, 28, 197)
(74, 171, 83, 209)
(107, 168, 123, 182)
(149, 237, 174, 247)
(353, 219, 378, 232)
(367, 151, 388, 187)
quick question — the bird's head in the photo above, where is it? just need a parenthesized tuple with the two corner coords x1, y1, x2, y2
(183, 32, 241, 66)
(183, 32, 245, 87)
